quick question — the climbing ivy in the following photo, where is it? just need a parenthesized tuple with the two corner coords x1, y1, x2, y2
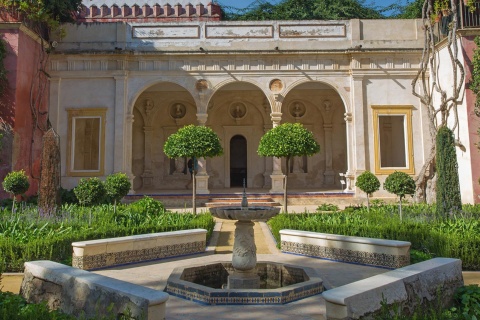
(0, 38, 7, 97)
(471, 36, 480, 115)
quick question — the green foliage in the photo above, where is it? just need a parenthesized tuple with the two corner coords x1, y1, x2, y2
(471, 37, 480, 145)
(73, 177, 106, 207)
(0, 203, 215, 272)
(163, 125, 223, 159)
(2, 170, 30, 197)
(0, 38, 7, 96)
(384, 171, 416, 200)
(223, 0, 382, 21)
(59, 187, 78, 204)
(395, 0, 424, 19)
(355, 171, 380, 196)
(436, 126, 462, 218)
(129, 196, 165, 215)
(268, 204, 480, 270)
(257, 123, 320, 159)
(104, 173, 131, 205)
(316, 203, 339, 212)
(454, 285, 480, 319)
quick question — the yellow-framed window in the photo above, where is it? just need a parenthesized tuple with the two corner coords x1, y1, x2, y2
(66, 108, 107, 176)
(372, 105, 414, 175)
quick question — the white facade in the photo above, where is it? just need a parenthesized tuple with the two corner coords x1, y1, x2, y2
(50, 19, 437, 197)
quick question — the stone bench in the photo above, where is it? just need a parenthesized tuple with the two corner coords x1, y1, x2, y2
(279, 229, 410, 269)
(72, 229, 207, 270)
(322, 258, 463, 320)
(21, 261, 169, 320)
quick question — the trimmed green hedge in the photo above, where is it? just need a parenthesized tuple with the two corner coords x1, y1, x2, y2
(268, 204, 480, 270)
(0, 202, 215, 272)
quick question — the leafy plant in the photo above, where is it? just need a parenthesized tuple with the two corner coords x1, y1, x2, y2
(257, 123, 320, 213)
(130, 196, 165, 216)
(163, 125, 223, 214)
(454, 285, 480, 319)
(384, 171, 415, 221)
(0, 39, 7, 97)
(2, 170, 30, 213)
(316, 203, 339, 212)
(104, 173, 131, 215)
(73, 177, 106, 225)
(355, 171, 380, 211)
(436, 126, 462, 219)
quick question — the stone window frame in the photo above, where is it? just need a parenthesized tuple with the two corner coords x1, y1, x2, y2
(371, 105, 414, 175)
(66, 108, 107, 177)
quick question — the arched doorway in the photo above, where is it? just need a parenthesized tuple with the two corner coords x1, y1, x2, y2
(230, 135, 247, 187)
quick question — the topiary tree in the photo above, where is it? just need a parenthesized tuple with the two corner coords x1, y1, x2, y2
(163, 125, 223, 214)
(73, 177, 106, 225)
(258, 123, 320, 213)
(104, 172, 131, 215)
(355, 171, 380, 211)
(384, 171, 416, 221)
(2, 170, 30, 213)
(436, 126, 462, 218)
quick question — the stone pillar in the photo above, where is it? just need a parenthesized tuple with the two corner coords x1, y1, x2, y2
(270, 111, 285, 193)
(263, 125, 273, 188)
(228, 220, 260, 289)
(141, 126, 154, 188)
(125, 114, 135, 193)
(351, 75, 366, 190)
(344, 112, 355, 191)
(195, 112, 210, 194)
(113, 75, 127, 173)
(49, 78, 61, 132)
(321, 100, 335, 185)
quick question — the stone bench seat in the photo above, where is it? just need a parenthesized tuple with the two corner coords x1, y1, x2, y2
(279, 229, 411, 268)
(21, 261, 169, 320)
(72, 229, 207, 270)
(321, 258, 463, 320)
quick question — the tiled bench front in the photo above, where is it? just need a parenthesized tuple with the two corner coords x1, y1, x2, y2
(279, 229, 410, 269)
(21, 261, 169, 320)
(72, 229, 207, 270)
(322, 258, 463, 320)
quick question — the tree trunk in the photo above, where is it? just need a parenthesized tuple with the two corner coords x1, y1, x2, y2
(38, 128, 61, 215)
(366, 194, 370, 211)
(193, 171, 196, 214)
(284, 157, 289, 213)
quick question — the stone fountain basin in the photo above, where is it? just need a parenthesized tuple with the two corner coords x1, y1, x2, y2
(164, 261, 324, 305)
(209, 207, 280, 221)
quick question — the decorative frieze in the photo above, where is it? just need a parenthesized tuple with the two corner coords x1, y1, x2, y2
(206, 25, 274, 39)
(279, 24, 346, 38)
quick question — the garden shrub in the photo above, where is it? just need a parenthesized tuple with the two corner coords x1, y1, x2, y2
(59, 187, 78, 204)
(73, 178, 106, 207)
(104, 173, 131, 214)
(384, 171, 415, 221)
(436, 126, 462, 218)
(130, 196, 165, 216)
(268, 204, 480, 270)
(2, 170, 30, 212)
(0, 204, 215, 272)
(316, 203, 339, 212)
(355, 171, 380, 211)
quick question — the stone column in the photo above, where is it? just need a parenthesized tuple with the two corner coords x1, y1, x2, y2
(270, 111, 285, 193)
(125, 114, 135, 193)
(321, 100, 335, 185)
(351, 75, 366, 190)
(113, 75, 127, 173)
(344, 112, 355, 191)
(263, 125, 273, 188)
(195, 112, 210, 194)
(141, 126, 154, 188)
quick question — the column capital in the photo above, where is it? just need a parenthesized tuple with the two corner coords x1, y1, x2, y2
(196, 113, 208, 126)
(270, 112, 282, 126)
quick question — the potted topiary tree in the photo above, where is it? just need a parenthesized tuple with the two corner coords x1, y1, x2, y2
(73, 177, 106, 225)
(163, 125, 223, 214)
(383, 171, 416, 221)
(257, 123, 320, 213)
(2, 170, 29, 213)
(104, 172, 131, 215)
(355, 171, 380, 211)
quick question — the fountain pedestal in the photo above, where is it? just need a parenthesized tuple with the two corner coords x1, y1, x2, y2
(229, 220, 259, 289)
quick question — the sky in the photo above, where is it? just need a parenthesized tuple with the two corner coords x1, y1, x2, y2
(217, 0, 400, 11)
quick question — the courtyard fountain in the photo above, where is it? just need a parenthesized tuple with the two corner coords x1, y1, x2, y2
(165, 181, 324, 304)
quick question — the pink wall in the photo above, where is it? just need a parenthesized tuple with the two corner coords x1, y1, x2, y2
(462, 35, 480, 203)
(0, 26, 49, 199)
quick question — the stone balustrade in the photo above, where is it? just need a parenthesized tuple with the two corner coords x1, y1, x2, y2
(21, 260, 169, 320)
(322, 258, 463, 320)
(279, 229, 411, 269)
(72, 229, 207, 270)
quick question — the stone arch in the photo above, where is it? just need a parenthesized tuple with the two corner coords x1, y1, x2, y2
(282, 80, 349, 189)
